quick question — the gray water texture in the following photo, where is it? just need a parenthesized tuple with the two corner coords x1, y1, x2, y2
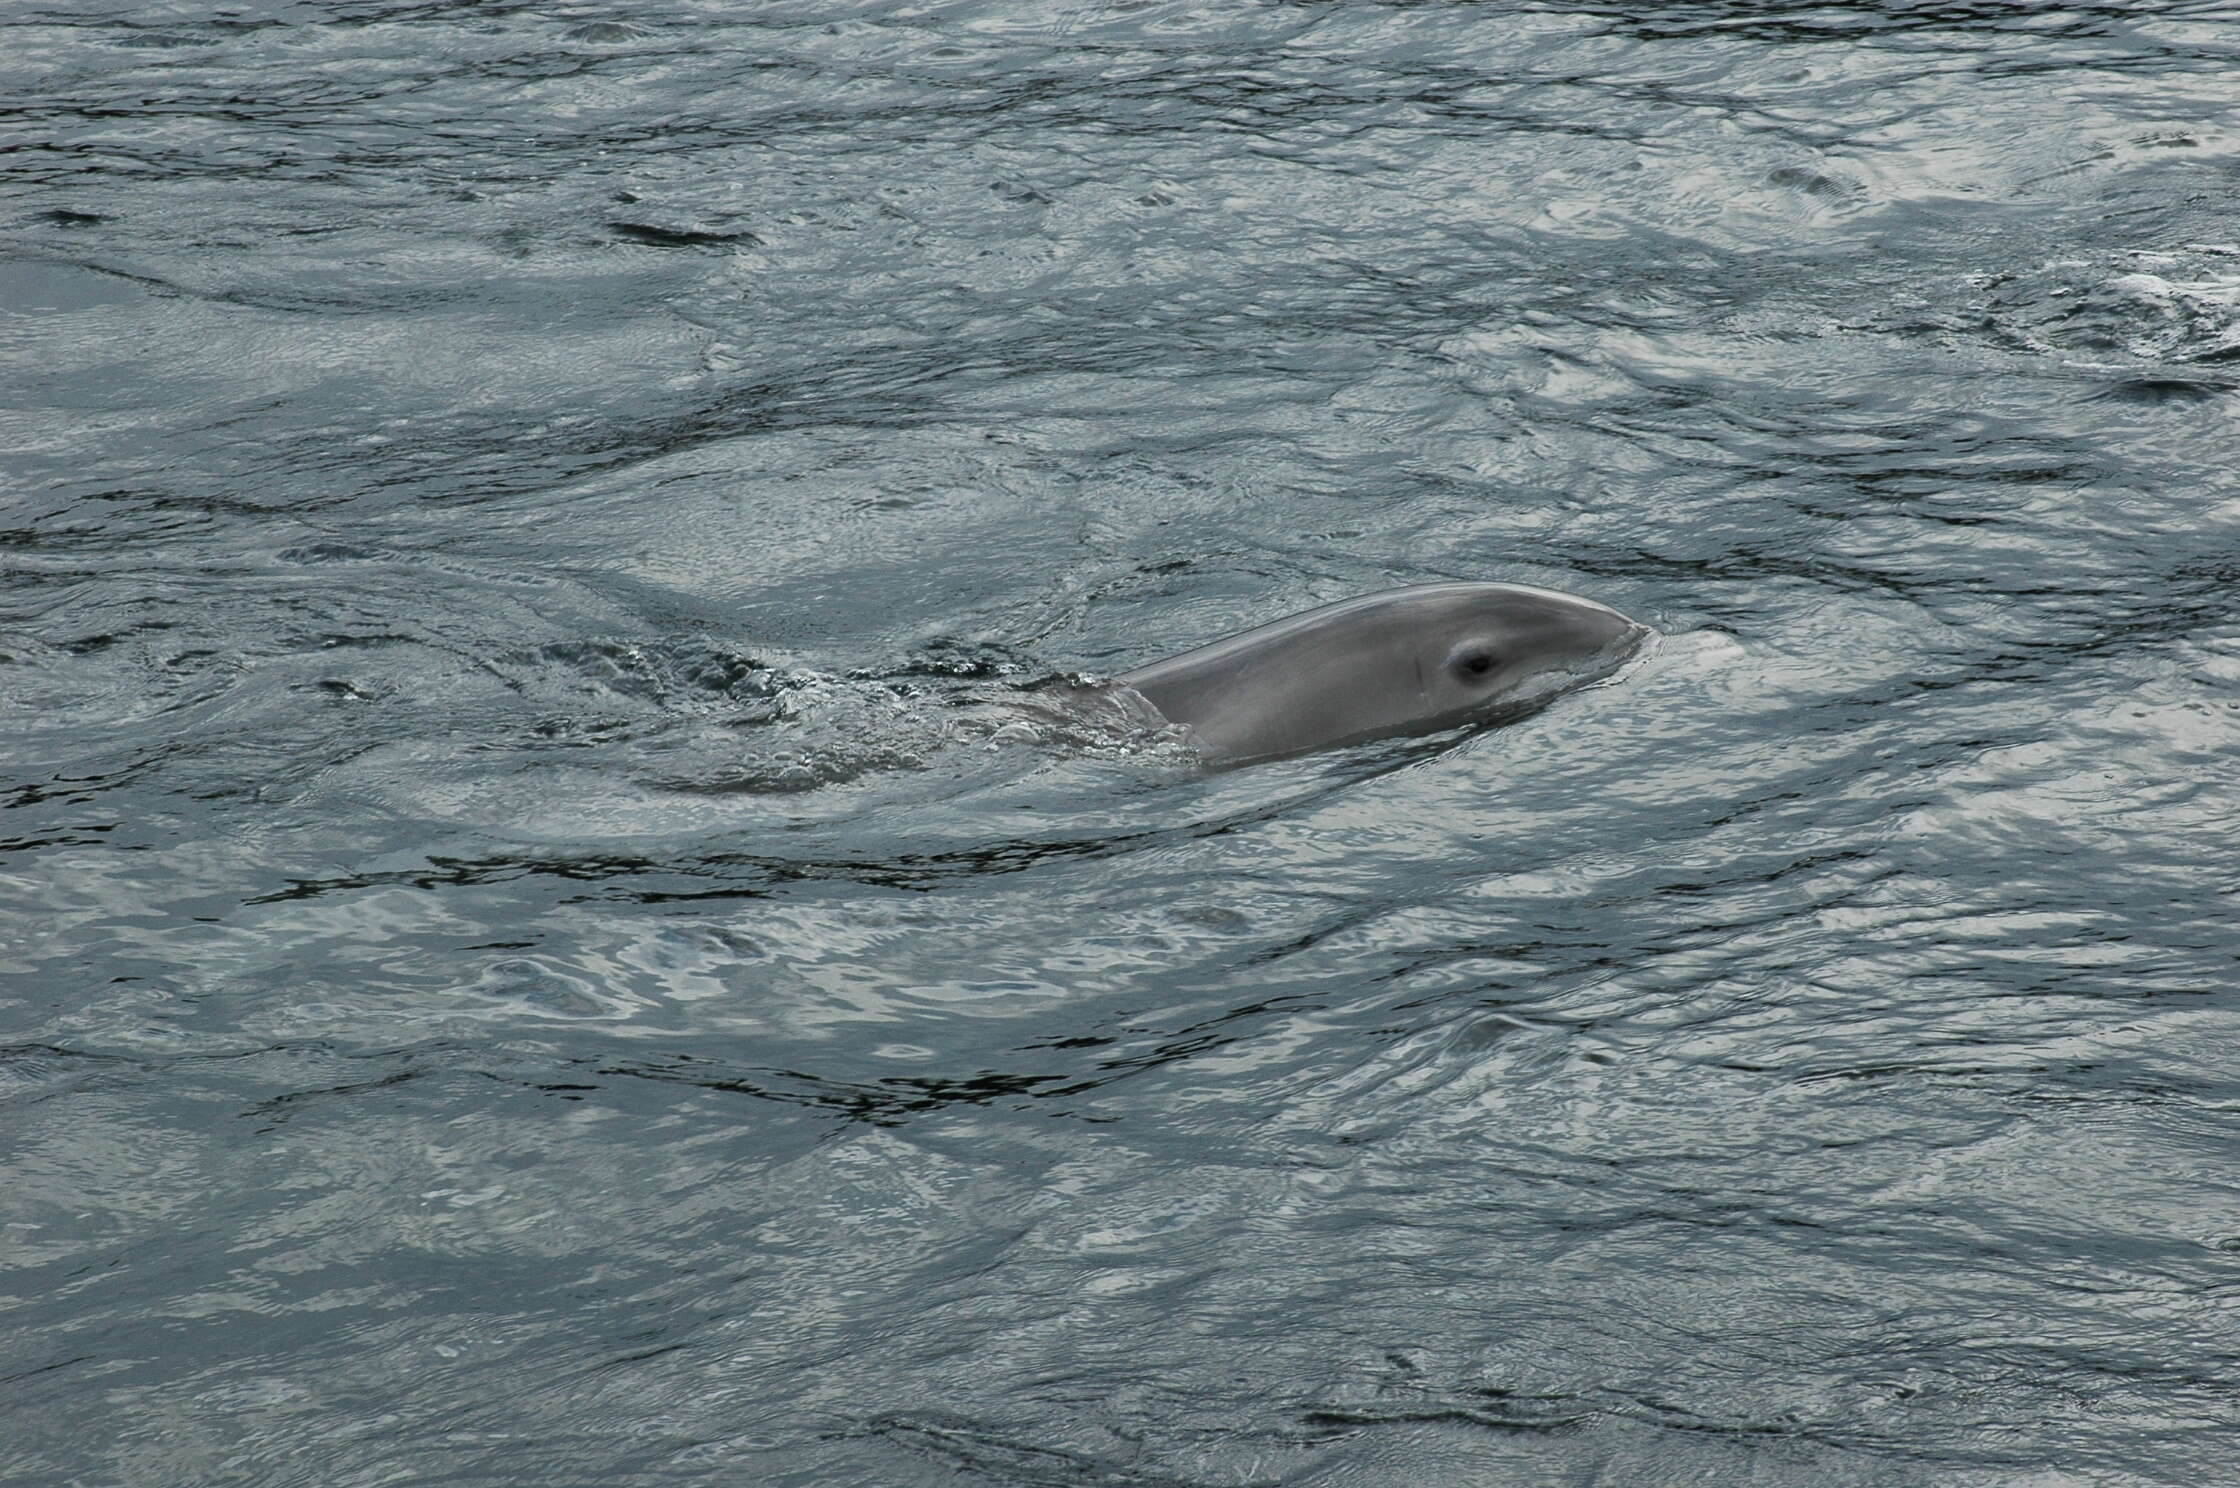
(4, 1, 2238, 1484)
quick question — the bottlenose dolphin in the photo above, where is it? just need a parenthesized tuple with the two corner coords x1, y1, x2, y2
(1110, 582, 1649, 766)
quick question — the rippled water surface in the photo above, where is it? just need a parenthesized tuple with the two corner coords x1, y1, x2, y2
(7, 2, 2239, 1483)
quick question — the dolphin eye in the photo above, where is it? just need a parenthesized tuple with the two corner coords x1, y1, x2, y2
(1453, 649, 1498, 680)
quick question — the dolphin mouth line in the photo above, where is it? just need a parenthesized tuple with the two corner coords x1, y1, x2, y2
(1603, 622, 1657, 672)
(1541, 622, 1656, 688)
(1593, 623, 1659, 680)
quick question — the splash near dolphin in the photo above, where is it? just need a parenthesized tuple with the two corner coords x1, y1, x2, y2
(1107, 582, 1649, 766)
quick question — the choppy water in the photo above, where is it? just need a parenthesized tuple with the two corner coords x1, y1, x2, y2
(6, 2, 2239, 1483)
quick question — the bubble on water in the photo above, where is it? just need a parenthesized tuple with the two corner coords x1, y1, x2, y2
(1981, 251, 2240, 365)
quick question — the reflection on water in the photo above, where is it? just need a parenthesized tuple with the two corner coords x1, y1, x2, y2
(5, 0, 2237, 1483)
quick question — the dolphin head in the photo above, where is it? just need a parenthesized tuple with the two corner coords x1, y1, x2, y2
(1115, 582, 1649, 765)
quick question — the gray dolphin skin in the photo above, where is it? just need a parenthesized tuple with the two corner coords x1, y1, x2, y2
(1113, 582, 1650, 766)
